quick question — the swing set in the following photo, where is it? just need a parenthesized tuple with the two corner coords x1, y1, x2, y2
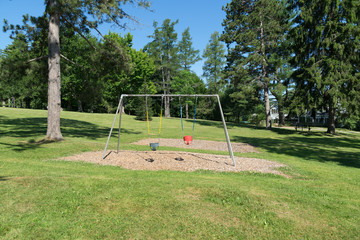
(102, 94, 236, 167)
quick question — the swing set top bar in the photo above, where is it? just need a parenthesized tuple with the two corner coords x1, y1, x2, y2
(121, 94, 219, 97)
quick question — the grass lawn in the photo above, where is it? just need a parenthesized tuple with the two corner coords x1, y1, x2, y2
(1, 107, 360, 239)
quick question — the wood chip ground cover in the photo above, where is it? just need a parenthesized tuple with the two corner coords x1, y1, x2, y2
(60, 139, 286, 175)
(132, 138, 259, 153)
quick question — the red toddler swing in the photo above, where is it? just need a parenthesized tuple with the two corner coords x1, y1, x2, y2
(179, 96, 197, 145)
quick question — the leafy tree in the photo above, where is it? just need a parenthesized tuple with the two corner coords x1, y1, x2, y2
(222, 0, 291, 129)
(145, 19, 179, 117)
(202, 31, 226, 94)
(177, 27, 201, 71)
(171, 70, 206, 118)
(289, 0, 360, 134)
(3, 0, 151, 140)
(269, 53, 293, 126)
(0, 33, 48, 109)
(60, 33, 101, 112)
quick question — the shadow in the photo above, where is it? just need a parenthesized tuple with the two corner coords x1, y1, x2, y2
(232, 134, 360, 168)
(190, 119, 223, 128)
(0, 176, 9, 181)
(0, 116, 141, 152)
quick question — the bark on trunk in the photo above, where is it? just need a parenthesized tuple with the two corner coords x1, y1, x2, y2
(78, 99, 83, 112)
(165, 96, 170, 117)
(46, 0, 63, 141)
(11, 97, 15, 108)
(186, 102, 189, 119)
(278, 105, 285, 126)
(327, 102, 336, 134)
(264, 85, 271, 129)
(164, 53, 171, 118)
(260, 19, 271, 129)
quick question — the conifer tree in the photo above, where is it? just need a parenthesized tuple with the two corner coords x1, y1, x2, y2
(202, 31, 226, 94)
(145, 19, 179, 117)
(4, 0, 151, 140)
(222, 0, 291, 129)
(290, 0, 360, 134)
(177, 27, 201, 71)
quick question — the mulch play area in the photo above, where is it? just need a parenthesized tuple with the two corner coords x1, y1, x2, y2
(60, 138, 287, 175)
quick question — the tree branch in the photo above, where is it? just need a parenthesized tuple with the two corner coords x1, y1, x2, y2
(61, 16, 97, 50)
(60, 54, 85, 69)
(26, 56, 47, 63)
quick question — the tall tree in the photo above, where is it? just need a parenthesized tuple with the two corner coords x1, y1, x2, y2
(289, 0, 360, 134)
(222, 0, 291, 129)
(177, 27, 201, 71)
(4, 0, 151, 140)
(202, 31, 226, 94)
(171, 70, 206, 118)
(145, 19, 179, 117)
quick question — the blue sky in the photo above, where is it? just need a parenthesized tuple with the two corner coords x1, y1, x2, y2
(0, 0, 229, 77)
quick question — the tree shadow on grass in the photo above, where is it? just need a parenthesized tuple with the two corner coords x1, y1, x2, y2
(0, 116, 141, 152)
(232, 134, 360, 168)
(190, 119, 250, 129)
(0, 176, 9, 181)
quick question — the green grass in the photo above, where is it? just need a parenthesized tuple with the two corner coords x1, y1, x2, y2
(1, 107, 360, 239)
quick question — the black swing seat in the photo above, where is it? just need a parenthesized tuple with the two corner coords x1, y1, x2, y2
(150, 142, 159, 151)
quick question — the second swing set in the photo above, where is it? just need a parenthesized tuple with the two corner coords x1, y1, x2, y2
(145, 96, 198, 151)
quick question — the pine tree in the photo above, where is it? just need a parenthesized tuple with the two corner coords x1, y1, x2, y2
(290, 0, 360, 134)
(202, 31, 226, 94)
(4, 0, 151, 140)
(222, 0, 291, 129)
(145, 19, 179, 117)
(177, 27, 201, 71)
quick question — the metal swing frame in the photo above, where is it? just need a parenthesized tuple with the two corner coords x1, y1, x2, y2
(102, 94, 236, 167)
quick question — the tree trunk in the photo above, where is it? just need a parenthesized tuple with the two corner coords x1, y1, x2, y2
(278, 105, 285, 126)
(186, 102, 189, 119)
(78, 99, 83, 112)
(164, 53, 171, 118)
(264, 85, 271, 129)
(46, 0, 63, 141)
(165, 96, 170, 117)
(11, 97, 15, 108)
(327, 102, 336, 134)
(260, 19, 271, 129)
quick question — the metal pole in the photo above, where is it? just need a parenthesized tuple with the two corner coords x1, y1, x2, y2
(117, 98, 124, 154)
(102, 95, 123, 159)
(216, 95, 236, 167)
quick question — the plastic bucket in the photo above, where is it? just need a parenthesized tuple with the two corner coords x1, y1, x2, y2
(150, 142, 159, 151)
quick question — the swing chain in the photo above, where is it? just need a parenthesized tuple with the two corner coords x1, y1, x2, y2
(192, 96, 198, 138)
(179, 96, 184, 138)
(158, 95, 164, 144)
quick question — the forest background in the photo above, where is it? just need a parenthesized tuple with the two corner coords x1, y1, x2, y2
(1, 0, 359, 136)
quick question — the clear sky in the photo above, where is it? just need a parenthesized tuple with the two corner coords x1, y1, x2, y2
(0, 0, 229, 78)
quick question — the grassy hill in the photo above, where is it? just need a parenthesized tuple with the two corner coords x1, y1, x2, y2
(1, 107, 360, 239)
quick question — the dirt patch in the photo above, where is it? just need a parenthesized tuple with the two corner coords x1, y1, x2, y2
(132, 138, 259, 153)
(59, 150, 287, 176)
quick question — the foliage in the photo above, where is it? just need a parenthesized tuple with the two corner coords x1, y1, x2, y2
(202, 31, 226, 94)
(3, 0, 151, 140)
(289, 0, 360, 134)
(222, 0, 292, 129)
(177, 27, 201, 71)
(144, 19, 180, 117)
